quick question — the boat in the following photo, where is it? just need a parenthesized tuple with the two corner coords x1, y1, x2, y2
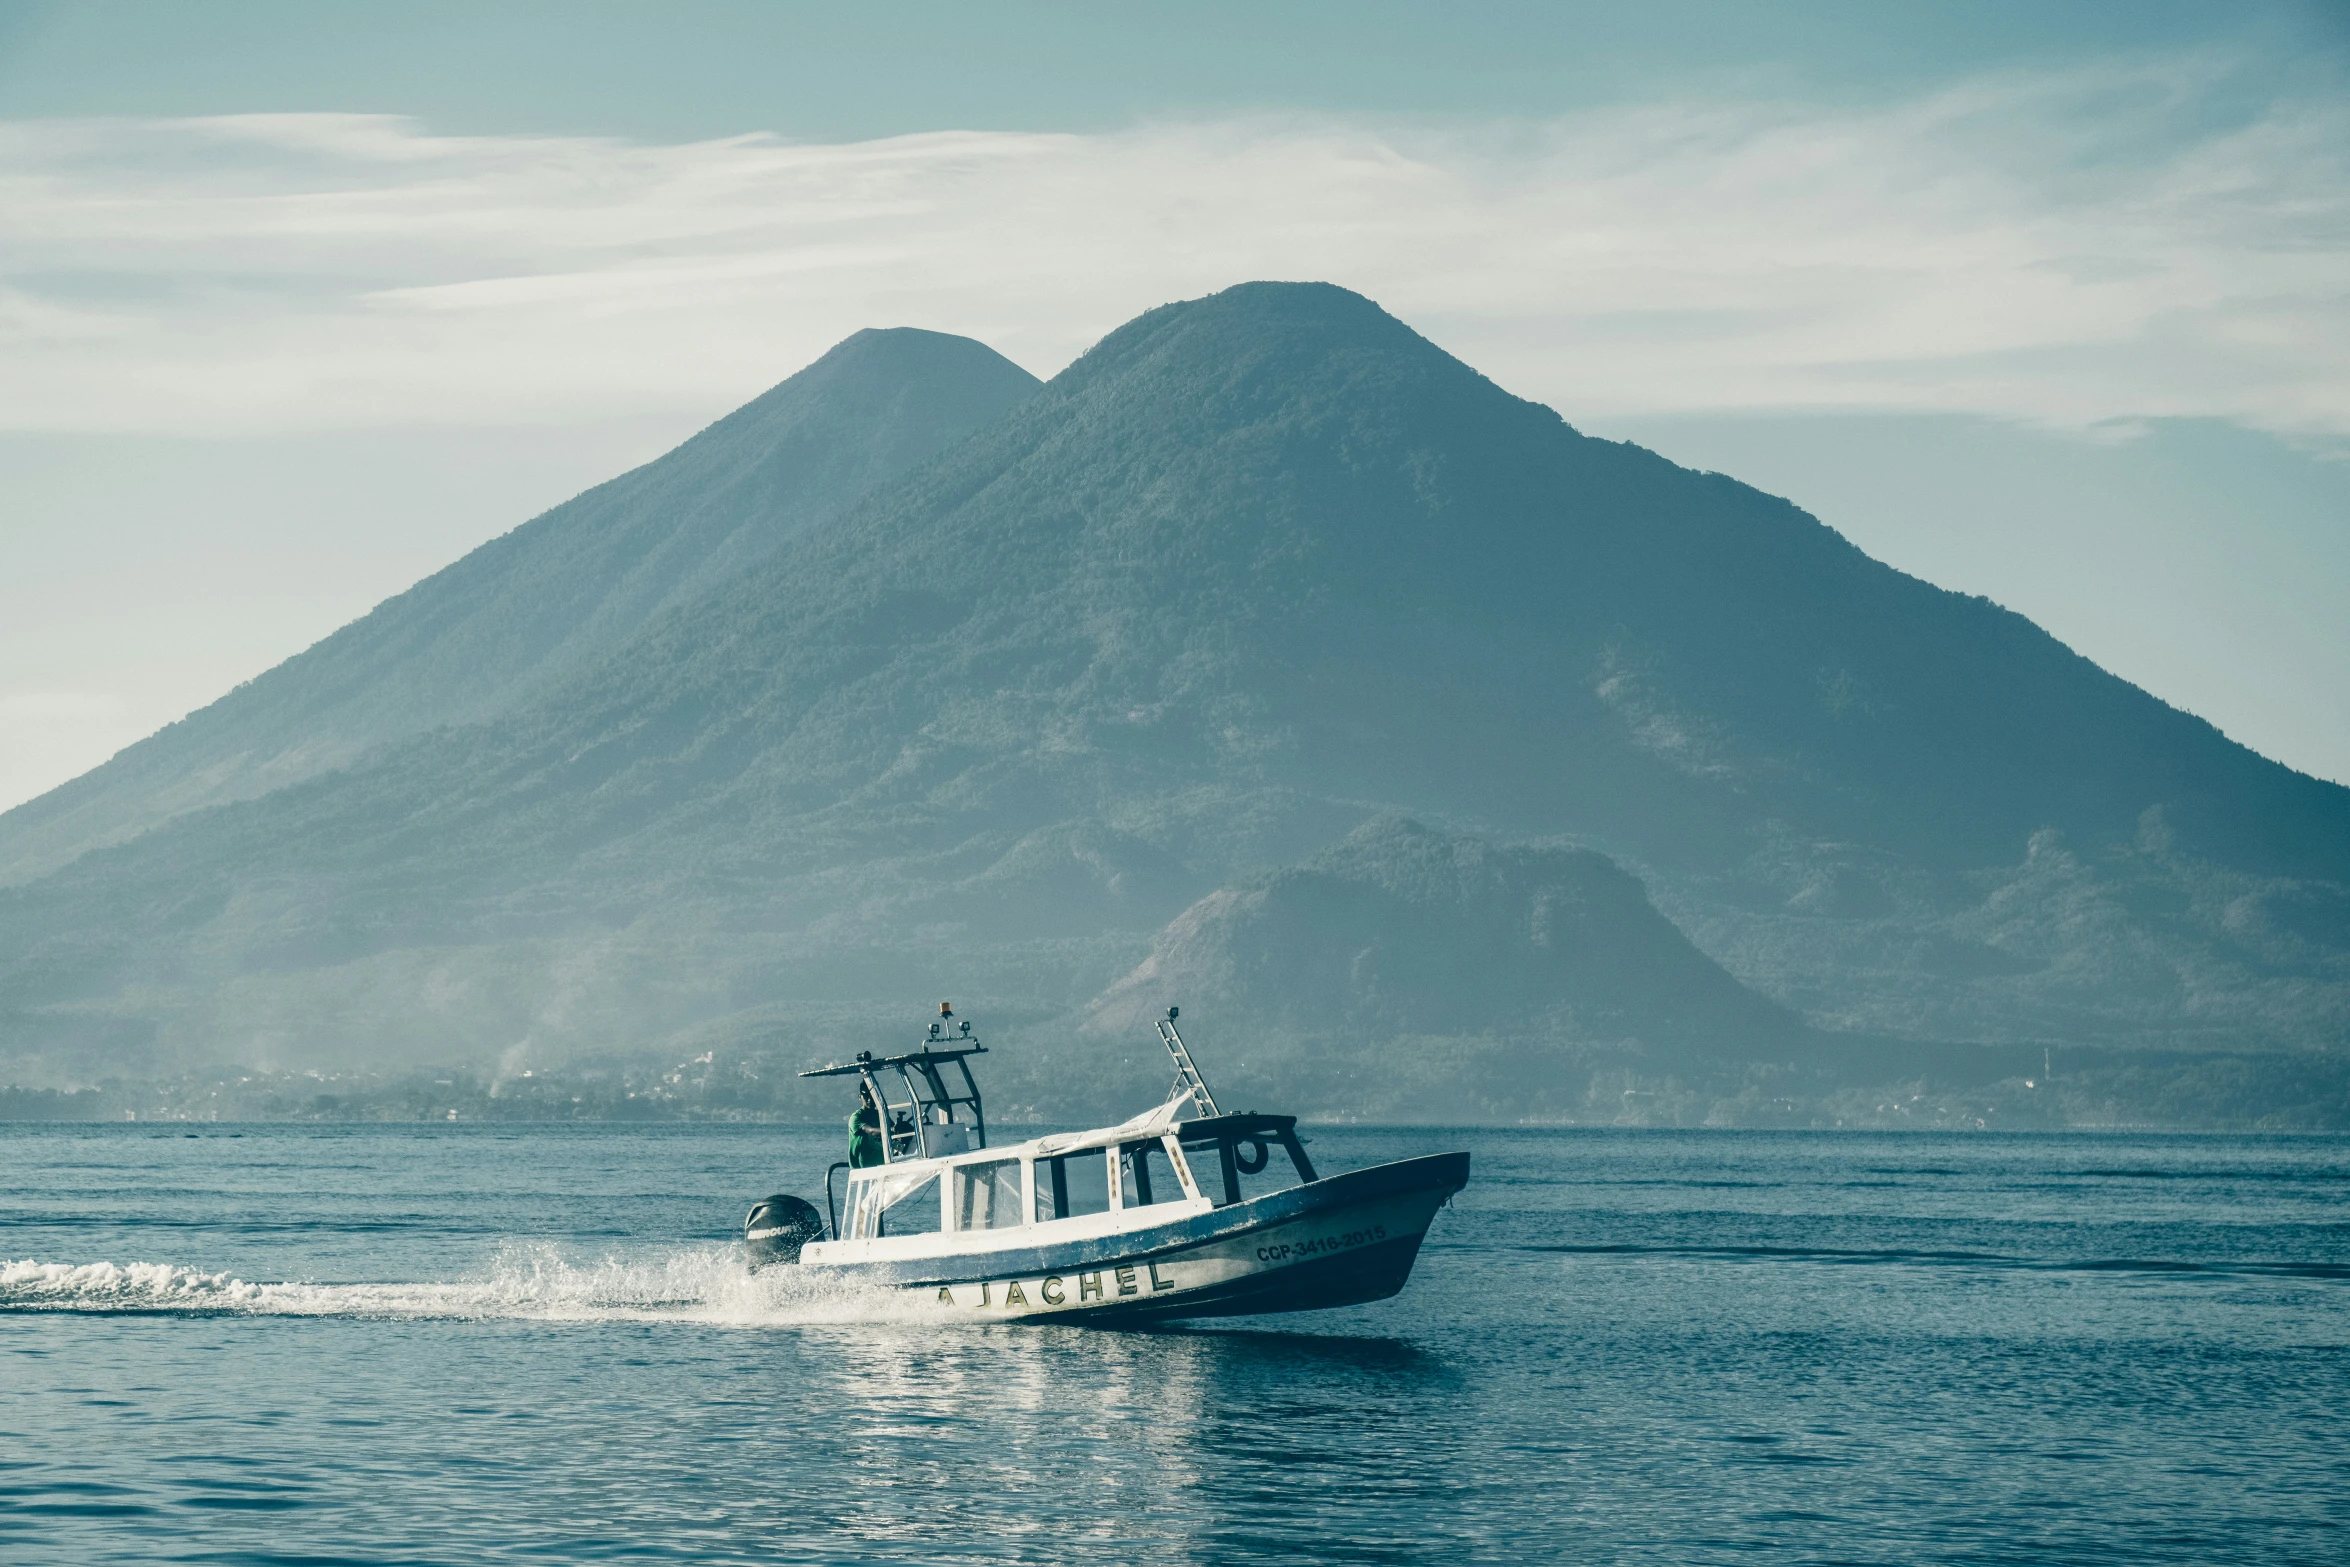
(743, 1005, 1470, 1322)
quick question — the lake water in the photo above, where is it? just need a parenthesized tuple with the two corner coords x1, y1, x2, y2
(4, 1124, 2345, 1564)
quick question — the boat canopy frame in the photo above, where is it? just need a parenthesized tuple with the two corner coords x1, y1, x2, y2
(800, 1017, 988, 1163)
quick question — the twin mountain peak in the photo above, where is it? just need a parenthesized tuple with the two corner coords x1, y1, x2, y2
(3, 282, 2344, 1121)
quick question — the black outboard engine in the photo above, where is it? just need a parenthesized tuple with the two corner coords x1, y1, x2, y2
(744, 1193, 826, 1268)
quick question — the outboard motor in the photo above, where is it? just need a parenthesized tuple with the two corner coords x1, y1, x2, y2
(744, 1193, 826, 1268)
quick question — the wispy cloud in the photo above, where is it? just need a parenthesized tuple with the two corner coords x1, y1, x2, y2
(2, 57, 2343, 440)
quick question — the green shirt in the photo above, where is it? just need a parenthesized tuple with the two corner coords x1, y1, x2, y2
(847, 1110, 884, 1169)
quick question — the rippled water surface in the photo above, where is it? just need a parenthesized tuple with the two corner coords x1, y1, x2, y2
(5, 1124, 2345, 1564)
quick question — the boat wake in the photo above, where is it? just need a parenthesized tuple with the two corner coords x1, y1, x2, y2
(0, 1244, 943, 1327)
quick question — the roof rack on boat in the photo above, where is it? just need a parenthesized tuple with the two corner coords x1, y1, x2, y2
(800, 1004, 988, 1162)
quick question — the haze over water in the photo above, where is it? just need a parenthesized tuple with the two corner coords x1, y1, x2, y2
(5, 1124, 2343, 1564)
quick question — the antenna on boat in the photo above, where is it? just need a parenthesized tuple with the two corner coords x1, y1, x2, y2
(1155, 1006, 1222, 1117)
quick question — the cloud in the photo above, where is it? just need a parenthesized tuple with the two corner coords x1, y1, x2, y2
(1, 57, 2344, 441)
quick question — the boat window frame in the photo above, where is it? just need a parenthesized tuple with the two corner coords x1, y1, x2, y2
(1034, 1145, 1114, 1223)
(845, 1163, 949, 1239)
(950, 1154, 1029, 1233)
(1174, 1114, 1316, 1207)
(841, 1119, 1231, 1241)
(1111, 1133, 1201, 1212)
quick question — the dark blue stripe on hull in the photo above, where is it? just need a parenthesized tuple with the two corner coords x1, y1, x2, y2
(1083, 1234, 1434, 1324)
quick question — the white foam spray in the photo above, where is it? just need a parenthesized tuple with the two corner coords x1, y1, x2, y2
(1, 1244, 942, 1327)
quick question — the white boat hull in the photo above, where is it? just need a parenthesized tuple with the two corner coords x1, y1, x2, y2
(799, 1152, 1469, 1323)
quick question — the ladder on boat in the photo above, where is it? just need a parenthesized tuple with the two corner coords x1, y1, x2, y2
(1155, 1007, 1222, 1117)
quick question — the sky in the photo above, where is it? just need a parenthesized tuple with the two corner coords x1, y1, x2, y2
(2, 0, 2347, 810)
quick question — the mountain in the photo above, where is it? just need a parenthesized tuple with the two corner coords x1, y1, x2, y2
(3, 283, 2345, 1118)
(1078, 816, 1805, 1118)
(1087, 816, 1792, 1046)
(0, 328, 1041, 886)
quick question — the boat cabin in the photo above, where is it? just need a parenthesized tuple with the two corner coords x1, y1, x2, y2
(802, 1010, 1316, 1244)
(808, 1005, 1325, 1249)
(836, 1113, 1317, 1240)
